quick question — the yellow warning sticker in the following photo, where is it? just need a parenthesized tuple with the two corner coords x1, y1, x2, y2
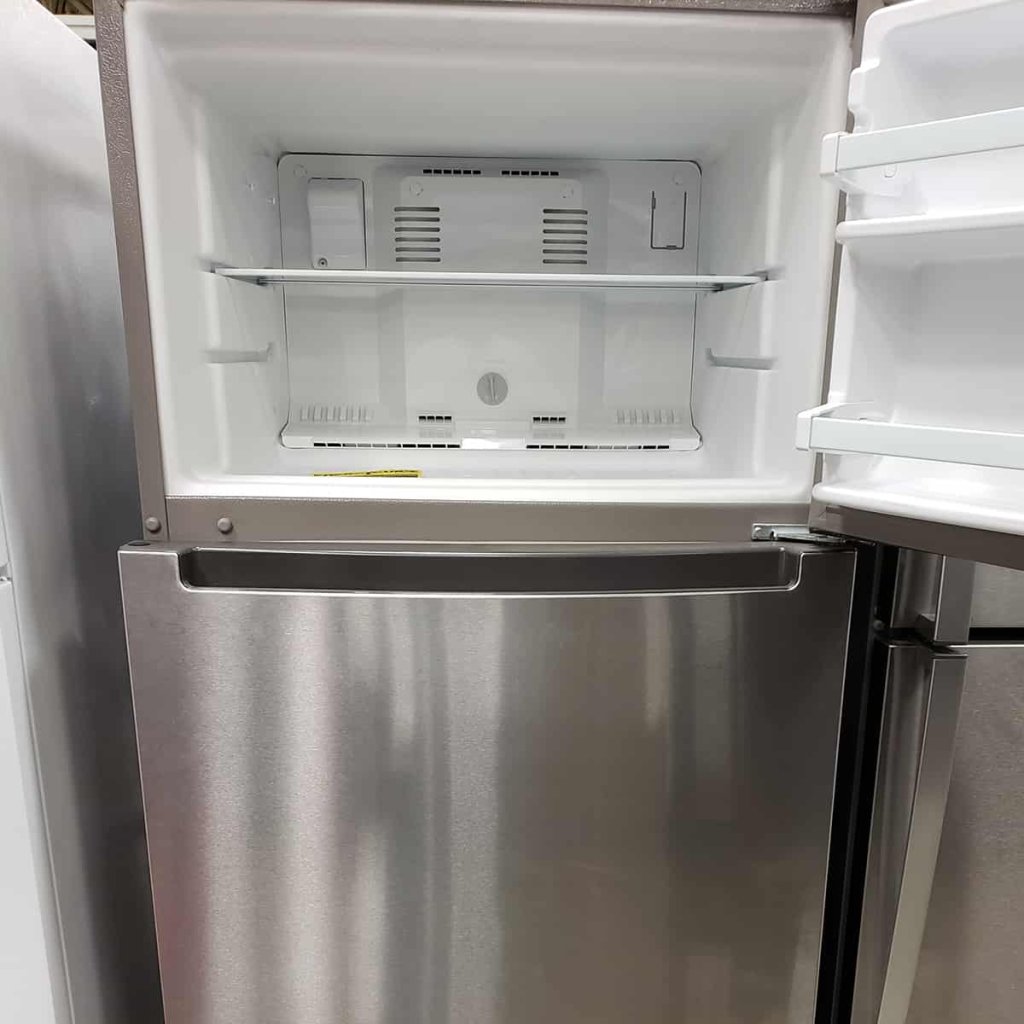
(313, 469, 423, 478)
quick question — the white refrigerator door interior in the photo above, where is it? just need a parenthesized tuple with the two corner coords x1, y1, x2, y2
(0, 581, 61, 1024)
(804, 0, 1024, 536)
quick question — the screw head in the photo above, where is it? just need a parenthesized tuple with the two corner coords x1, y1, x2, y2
(216, 517, 234, 535)
(143, 516, 161, 534)
(316, 257, 329, 268)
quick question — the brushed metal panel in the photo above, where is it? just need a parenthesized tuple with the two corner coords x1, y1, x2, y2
(95, 0, 168, 539)
(969, 564, 1024, 628)
(851, 644, 940, 1024)
(905, 643, 1024, 1024)
(890, 553, 975, 644)
(166, 496, 811, 544)
(2, 6, 161, 1021)
(809, 503, 1024, 573)
(121, 543, 856, 1024)
(393, 0, 856, 13)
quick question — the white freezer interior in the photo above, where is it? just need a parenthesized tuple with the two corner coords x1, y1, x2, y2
(811, 0, 1024, 535)
(275, 154, 707, 454)
(124, 0, 851, 503)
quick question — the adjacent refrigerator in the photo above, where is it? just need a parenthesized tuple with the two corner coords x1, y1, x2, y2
(851, 559, 1024, 1024)
(0, 3, 161, 1022)
(97, 0, 1024, 1022)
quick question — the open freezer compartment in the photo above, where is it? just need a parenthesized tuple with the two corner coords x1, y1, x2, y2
(805, 0, 1024, 535)
(123, 0, 850, 502)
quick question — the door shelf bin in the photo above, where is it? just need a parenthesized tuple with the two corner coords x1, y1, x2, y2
(822, 105, 1024, 187)
(798, 408, 1024, 472)
(836, 208, 1024, 265)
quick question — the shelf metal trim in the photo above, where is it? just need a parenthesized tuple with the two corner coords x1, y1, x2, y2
(213, 267, 766, 292)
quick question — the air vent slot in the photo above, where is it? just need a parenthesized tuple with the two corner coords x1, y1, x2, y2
(421, 168, 482, 176)
(532, 414, 567, 424)
(616, 408, 684, 426)
(418, 413, 454, 439)
(298, 404, 373, 424)
(526, 443, 671, 451)
(542, 208, 588, 266)
(394, 206, 442, 264)
(502, 169, 561, 177)
(312, 441, 459, 449)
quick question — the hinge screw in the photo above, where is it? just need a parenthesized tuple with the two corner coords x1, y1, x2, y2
(143, 516, 161, 534)
(216, 517, 234, 535)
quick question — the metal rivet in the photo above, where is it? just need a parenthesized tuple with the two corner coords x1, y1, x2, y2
(143, 516, 161, 533)
(316, 257, 329, 268)
(216, 517, 234, 535)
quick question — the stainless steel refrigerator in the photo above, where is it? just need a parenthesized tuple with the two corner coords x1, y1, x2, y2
(850, 559, 1024, 1024)
(96, 0, 1024, 1022)
(1, 2, 160, 1021)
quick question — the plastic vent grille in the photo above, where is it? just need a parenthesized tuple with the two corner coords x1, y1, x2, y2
(502, 169, 561, 177)
(526, 443, 671, 450)
(298, 404, 373, 424)
(394, 206, 442, 264)
(421, 168, 482, 176)
(542, 208, 588, 266)
(312, 441, 460, 449)
(616, 408, 684, 425)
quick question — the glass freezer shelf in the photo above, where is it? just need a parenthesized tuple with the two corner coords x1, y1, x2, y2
(213, 267, 766, 292)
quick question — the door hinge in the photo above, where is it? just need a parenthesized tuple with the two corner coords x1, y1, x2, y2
(751, 523, 848, 546)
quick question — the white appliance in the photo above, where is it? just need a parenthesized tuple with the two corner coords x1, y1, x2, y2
(0, 2, 161, 1022)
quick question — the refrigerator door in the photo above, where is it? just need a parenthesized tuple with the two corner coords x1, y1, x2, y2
(121, 542, 857, 1024)
(907, 642, 1024, 1023)
(802, 0, 1024, 566)
(967, 562, 1024, 627)
(854, 641, 1024, 1024)
(852, 641, 968, 1024)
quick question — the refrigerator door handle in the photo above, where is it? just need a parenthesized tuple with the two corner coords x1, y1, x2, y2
(876, 650, 967, 1024)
